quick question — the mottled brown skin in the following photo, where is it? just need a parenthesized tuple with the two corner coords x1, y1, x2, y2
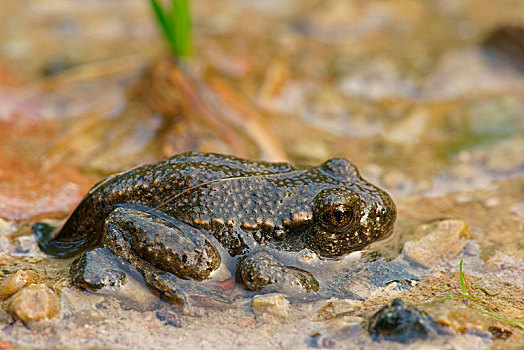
(38, 152, 396, 303)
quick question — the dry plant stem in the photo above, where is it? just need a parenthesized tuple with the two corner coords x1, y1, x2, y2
(208, 77, 288, 162)
(156, 60, 248, 157)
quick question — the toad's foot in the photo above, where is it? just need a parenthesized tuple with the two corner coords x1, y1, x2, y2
(71, 247, 127, 291)
(237, 250, 319, 295)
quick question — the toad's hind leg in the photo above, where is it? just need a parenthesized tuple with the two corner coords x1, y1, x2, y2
(101, 205, 227, 305)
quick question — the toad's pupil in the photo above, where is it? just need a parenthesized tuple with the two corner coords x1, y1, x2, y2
(333, 205, 351, 224)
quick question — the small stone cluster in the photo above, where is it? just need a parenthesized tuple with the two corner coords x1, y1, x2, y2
(0, 269, 60, 323)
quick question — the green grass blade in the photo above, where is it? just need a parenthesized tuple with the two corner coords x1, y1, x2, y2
(150, 0, 177, 52)
(183, 0, 192, 56)
(459, 259, 466, 294)
(167, 2, 179, 55)
(149, 0, 192, 59)
(441, 292, 464, 303)
(472, 306, 524, 329)
(182, 0, 192, 57)
(172, 0, 192, 58)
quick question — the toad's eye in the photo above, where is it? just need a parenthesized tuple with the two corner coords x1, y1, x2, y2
(321, 204, 354, 228)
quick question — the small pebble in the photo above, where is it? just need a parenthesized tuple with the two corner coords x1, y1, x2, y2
(8, 283, 60, 322)
(403, 219, 471, 267)
(0, 270, 37, 300)
(252, 293, 290, 317)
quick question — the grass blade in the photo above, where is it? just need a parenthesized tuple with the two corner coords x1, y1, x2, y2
(150, 0, 176, 52)
(477, 307, 524, 329)
(173, 0, 192, 58)
(149, 0, 192, 59)
(459, 259, 466, 294)
(182, 0, 192, 57)
(441, 292, 464, 303)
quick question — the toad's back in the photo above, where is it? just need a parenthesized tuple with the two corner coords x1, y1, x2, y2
(39, 152, 296, 257)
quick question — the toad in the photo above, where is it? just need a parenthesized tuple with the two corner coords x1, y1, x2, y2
(36, 152, 396, 304)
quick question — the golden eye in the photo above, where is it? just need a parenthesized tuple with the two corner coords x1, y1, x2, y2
(322, 204, 353, 227)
